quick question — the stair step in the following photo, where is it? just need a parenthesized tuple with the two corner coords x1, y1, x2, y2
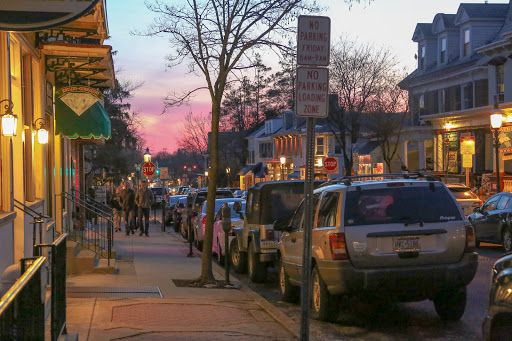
(92, 258, 116, 274)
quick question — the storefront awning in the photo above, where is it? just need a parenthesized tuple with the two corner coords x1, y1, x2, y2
(55, 85, 111, 140)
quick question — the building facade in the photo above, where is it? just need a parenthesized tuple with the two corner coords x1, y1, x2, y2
(400, 1, 512, 191)
(0, 1, 114, 279)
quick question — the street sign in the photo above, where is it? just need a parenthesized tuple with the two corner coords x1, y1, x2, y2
(295, 67, 329, 118)
(297, 16, 330, 66)
(142, 162, 156, 177)
(462, 154, 473, 168)
(160, 167, 168, 180)
(460, 136, 475, 154)
(323, 157, 338, 174)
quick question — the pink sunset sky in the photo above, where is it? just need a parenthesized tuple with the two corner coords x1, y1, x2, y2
(105, 0, 508, 154)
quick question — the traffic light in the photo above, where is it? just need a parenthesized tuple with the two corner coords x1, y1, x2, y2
(156, 168, 160, 174)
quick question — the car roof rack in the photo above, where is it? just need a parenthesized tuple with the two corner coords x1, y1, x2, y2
(317, 172, 438, 188)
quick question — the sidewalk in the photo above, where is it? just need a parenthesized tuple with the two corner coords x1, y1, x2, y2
(65, 219, 299, 340)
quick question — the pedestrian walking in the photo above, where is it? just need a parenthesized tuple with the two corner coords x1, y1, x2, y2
(120, 182, 136, 235)
(110, 187, 122, 232)
(135, 181, 154, 237)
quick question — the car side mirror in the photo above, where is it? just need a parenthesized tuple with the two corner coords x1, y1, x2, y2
(273, 219, 292, 232)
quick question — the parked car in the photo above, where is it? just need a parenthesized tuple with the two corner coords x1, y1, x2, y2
(192, 198, 245, 251)
(468, 192, 512, 252)
(165, 195, 187, 225)
(212, 201, 246, 264)
(275, 174, 478, 322)
(482, 252, 512, 341)
(180, 189, 234, 239)
(447, 184, 482, 216)
(173, 196, 188, 231)
(150, 186, 167, 207)
(230, 180, 323, 282)
(177, 186, 189, 195)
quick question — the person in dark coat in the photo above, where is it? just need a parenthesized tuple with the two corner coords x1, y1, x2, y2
(110, 187, 122, 232)
(120, 183, 136, 235)
(135, 181, 154, 237)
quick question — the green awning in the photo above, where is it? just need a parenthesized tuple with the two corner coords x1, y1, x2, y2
(55, 85, 111, 140)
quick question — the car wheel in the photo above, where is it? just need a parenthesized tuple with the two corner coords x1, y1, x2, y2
(230, 238, 247, 273)
(279, 259, 298, 303)
(433, 287, 466, 322)
(491, 316, 512, 341)
(502, 226, 512, 253)
(311, 265, 339, 322)
(248, 241, 267, 283)
(217, 239, 225, 266)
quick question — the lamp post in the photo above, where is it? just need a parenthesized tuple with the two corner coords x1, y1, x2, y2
(144, 147, 151, 163)
(205, 170, 209, 187)
(490, 102, 503, 193)
(226, 167, 231, 187)
(280, 156, 286, 180)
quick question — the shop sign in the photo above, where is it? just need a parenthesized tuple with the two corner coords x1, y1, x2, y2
(160, 167, 168, 180)
(503, 154, 512, 161)
(95, 186, 107, 205)
(0, 0, 100, 31)
(460, 136, 475, 154)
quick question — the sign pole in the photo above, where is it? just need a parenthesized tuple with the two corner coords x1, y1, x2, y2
(300, 117, 315, 341)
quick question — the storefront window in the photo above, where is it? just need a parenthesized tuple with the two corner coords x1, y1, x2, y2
(358, 155, 371, 175)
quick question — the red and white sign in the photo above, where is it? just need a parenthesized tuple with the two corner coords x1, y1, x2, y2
(142, 162, 156, 177)
(297, 15, 330, 66)
(323, 157, 339, 174)
(295, 67, 329, 118)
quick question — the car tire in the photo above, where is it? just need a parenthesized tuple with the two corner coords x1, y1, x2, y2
(230, 238, 247, 273)
(217, 239, 225, 266)
(279, 259, 298, 303)
(311, 265, 339, 322)
(248, 241, 266, 283)
(433, 287, 467, 322)
(491, 316, 512, 341)
(502, 226, 512, 253)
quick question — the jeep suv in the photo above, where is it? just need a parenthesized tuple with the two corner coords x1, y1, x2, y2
(275, 175, 478, 322)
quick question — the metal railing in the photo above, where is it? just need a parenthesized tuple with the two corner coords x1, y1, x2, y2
(0, 256, 46, 340)
(13, 198, 51, 255)
(71, 188, 112, 216)
(34, 233, 68, 341)
(61, 191, 113, 265)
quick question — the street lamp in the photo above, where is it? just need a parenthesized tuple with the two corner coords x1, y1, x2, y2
(226, 167, 231, 187)
(205, 170, 209, 187)
(34, 117, 48, 144)
(490, 101, 503, 193)
(280, 156, 286, 180)
(0, 99, 17, 136)
(143, 147, 151, 163)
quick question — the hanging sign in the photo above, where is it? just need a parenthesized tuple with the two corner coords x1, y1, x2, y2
(0, 0, 100, 31)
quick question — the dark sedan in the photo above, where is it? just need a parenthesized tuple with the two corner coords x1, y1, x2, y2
(468, 192, 512, 252)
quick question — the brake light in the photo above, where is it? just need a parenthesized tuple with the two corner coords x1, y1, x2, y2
(329, 233, 348, 260)
(464, 222, 476, 253)
(265, 229, 275, 240)
(202, 215, 207, 227)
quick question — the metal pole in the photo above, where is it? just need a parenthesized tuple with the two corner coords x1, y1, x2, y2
(300, 117, 316, 341)
(225, 232, 230, 284)
(495, 130, 501, 193)
(162, 200, 165, 231)
(187, 215, 194, 257)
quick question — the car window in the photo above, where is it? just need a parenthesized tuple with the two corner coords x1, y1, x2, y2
(497, 196, 511, 210)
(290, 201, 304, 230)
(482, 196, 500, 213)
(316, 192, 340, 228)
(344, 183, 462, 226)
(449, 187, 479, 199)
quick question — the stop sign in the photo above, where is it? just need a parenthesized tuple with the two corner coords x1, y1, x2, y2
(323, 157, 338, 173)
(142, 162, 156, 176)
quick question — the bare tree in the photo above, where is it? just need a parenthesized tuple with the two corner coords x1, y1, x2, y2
(327, 35, 402, 175)
(177, 111, 209, 156)
(142, 0, 320, 285)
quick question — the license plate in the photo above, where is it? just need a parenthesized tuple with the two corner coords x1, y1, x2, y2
(393, 236, 420, 251)
(260, 240, 277, 248)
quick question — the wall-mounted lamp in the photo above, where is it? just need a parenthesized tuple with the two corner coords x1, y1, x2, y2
(0, 99, 17, 136)
(443, 122, 455, 131)
(34, 117, 48, 144)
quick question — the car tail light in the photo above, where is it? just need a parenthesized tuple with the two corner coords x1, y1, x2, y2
(265, 229, 275, 240)
(228, 226, 235, 236)
(464, 222, 476, 253)
(329, 233, 348, 260)
(166, 194, 170, 199)
(202, 215, 207, 227)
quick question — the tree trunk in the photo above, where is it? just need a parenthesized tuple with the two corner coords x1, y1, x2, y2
(198, 98, 222, 285)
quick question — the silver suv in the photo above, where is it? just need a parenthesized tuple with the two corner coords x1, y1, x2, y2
(275, 175, 478, 322)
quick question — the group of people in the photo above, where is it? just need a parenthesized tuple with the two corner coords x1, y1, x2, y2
(110, 182, 154, 237)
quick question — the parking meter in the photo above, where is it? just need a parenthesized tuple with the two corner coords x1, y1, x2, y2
(221, 204, 232, 284)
